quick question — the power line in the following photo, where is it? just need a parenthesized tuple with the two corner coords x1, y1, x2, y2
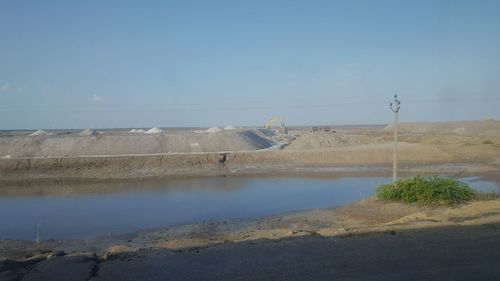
(0, 97, 499, 112)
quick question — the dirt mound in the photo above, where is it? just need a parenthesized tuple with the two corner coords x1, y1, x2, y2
(29, 129, 50, 137)
(285, 132, 389, 150)
(0, 129, 275, 158)
(145, 127, 164, 134)
(78, 129, 96, 136)
(237, 130, 276, 149)
(206, 126, 222, 133)
(383, 119, 500, 137)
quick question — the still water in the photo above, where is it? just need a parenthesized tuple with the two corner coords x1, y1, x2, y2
(0, 176, 498, 241)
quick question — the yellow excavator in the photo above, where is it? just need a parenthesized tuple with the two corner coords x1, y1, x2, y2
(264, 116, 288, 135)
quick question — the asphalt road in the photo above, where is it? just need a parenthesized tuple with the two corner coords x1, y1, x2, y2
(3, 224, 500, 281)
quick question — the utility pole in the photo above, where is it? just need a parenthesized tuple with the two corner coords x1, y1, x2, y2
(390, 95, 401, 185)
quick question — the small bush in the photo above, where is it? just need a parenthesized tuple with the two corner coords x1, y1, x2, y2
(482, 140, 494, 144)
(376, 176, 476, 205)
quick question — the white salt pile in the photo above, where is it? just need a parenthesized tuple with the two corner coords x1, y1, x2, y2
(29, 129, 50, 136)
(145, 127, 164, 134)
(224, 125, 236, 130)
(79, 129, 96, 136)
(1, 155, 11, 159)
(129, 129, 146, 133)
(206, 126, 222, 133)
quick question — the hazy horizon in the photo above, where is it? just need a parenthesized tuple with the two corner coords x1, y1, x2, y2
(2, 1, 500, 130)
(1, 117, 498, 132)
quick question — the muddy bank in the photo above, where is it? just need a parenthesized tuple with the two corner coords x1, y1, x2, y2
(1, 142, 498, 183)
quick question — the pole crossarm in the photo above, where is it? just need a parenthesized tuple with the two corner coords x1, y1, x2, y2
(390, 94, 401, 113)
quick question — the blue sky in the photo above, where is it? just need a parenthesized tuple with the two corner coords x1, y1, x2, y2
(1, 0, 499, 129)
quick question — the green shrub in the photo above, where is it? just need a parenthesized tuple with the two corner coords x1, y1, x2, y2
(482, 140, 494, 144)
(376, 176, 476, 205)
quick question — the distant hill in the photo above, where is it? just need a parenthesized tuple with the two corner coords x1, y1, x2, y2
(383, 119, 500, 137)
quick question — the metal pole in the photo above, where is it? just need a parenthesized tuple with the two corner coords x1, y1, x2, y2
(390, 95, 401, 185)
(393, 109, 398, 183)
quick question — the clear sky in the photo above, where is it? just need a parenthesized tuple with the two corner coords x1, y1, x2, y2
(1, 0, 499, 129)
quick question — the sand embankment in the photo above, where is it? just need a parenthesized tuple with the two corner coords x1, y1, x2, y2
(1, 120, 499, 182)
(0, 142, 497, 183)
(0, 129, 274, 158)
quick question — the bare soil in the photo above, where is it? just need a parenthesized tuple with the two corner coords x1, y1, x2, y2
(1, 120, 499, 183)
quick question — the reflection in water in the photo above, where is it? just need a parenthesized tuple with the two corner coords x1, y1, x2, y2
(0, 177, 247, 197)
(0, 176, 498, 241)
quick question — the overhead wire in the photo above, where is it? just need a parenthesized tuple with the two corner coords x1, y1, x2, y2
(0, 96, 499, 112)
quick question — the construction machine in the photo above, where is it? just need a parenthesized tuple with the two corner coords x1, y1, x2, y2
(264, 116, 288, 135)
(310, 126, 335, 133)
